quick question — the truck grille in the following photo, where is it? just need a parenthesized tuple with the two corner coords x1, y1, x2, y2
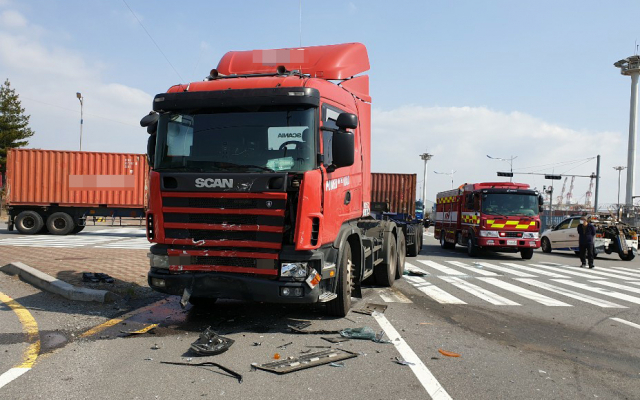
(504, 232, 523, 238)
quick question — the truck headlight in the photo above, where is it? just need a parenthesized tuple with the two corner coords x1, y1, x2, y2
(280, 262, 308, 279)
(148, 253, 169, 269)
(479, 230, 499, 237)
(522, 232, 539, 239)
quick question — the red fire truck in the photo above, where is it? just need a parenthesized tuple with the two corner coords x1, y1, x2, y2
(140, 43, 418, 317)
(434, 182, 544, 259)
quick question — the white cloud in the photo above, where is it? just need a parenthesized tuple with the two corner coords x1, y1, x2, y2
(372, 105, 627, 207)
(0, 10, 152, 155)
(0, 9, 26, 27)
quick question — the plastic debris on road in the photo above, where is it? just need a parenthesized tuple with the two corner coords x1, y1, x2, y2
(189, 327, 234, 356)
(438, 349, 461, 357)
(254, 349, 357, 374)
(353, 303, 387, 315)
(394, 356, 415, 366)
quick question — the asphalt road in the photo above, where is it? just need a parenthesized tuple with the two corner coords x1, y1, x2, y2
(1, 226, 640, 399)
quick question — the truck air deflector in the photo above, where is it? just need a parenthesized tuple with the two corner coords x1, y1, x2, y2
(153, 88, 320, 112)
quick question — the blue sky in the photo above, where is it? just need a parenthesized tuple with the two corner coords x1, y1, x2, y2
(1, 0, 640, 205)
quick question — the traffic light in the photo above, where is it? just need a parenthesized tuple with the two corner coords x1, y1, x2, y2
(544, 174, 562, 180)
(497, 172, 513, 177)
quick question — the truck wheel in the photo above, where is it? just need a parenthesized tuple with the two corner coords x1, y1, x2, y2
(619, 252, 635, 261)
(71, 225, 86, 234)
(46, 212, 76, 235)
(440, 232, 448, 249)
(396, 231, 406, 279)
(407, 231, 419, 257)
(15, 211, 45, 235)
(326, 244, 353, 317)
(520, 248, 534, 260)
(188, 297, 218, 307)
(375, 234, 397, 287)
(541, 237, 552, 253)
(467, 236, 479, 257)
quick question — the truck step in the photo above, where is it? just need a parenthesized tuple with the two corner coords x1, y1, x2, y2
(318, 292, 338, 302)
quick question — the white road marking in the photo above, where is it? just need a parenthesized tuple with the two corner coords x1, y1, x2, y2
(598, 268, 640, 279)
(626, 281, 640, 286)
(417, 260, 467, 276)
(0, 367, 30, 390)
(502, 263, 569, 278)
(578, 267, 640, 280)
(473, 262, 537, 277)
(516, 279, 626, 308)
(610, 267, 640, 275)
(610, 317, 640, 330)
(404, 275, 466, 304)
(378, 288, 413, 303)
(445, 261, 500, 276)
(90, 228, 146, 235)
(0, 236, 113, 248)
(590, 280, 640, 295)
(478, 277, 571, 306)
(553, 280, 640, 305)
(95, 238, 150, 249)
(373, 312, 452, 400)
(524, 263, 607, 279)
(439, 276, 520, 305)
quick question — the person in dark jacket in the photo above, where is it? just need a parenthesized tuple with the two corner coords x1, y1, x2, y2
(577, 216, 596, 268)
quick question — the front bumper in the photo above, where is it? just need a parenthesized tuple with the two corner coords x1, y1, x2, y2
(477, 237, 540, 251)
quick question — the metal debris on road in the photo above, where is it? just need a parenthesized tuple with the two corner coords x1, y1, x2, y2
(254, 349, 357, 374)
(329, 362, 345, 367)
(161, 361, 243, 384)
(252, 342, 262, 346)
(277, 342, 293, 349)
(190, 327, 234, 356)
(151, 344, 160, 350)
(438, 349, 461, 357)
(321, 337, 350, 344)
(394, 357, 415, 366)
(288, 322, 340, 335)
(353, 303, 387, 315)
(403, 270, 427, 277)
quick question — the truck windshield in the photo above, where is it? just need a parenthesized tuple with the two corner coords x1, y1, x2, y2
(481, 193, 539, 217)
(154, 107, 316, 172)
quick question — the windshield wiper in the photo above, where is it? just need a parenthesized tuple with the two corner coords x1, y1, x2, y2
(217, 163, 275, 172)
(155, 166, 206, 172)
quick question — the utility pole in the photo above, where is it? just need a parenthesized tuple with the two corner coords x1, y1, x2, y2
(544, 185, 554, 228)
(613, 165, 626, 206)
(487, 155, 517, 182)
(614, 56, 640, 206)
(76, 92, 84, 151)
(420, 153, 433, 203)
(434, 170, 456, 189)
(594, 154, 600, 213)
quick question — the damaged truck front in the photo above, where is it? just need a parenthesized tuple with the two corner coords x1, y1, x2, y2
(141, 43, 407, 317)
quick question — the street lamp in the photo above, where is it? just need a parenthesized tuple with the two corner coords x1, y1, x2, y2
(487, 154, 517, 182)
(76, 92, 83, 151)
(613, 166, 627, 207)
(434, 170, 456, 189)
(419, 153, 433, 203)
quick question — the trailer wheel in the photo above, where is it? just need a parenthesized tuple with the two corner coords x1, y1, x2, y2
(541, 237, 552, 253)
(46, 212, 76, 235)
(375, 234, 397, 287)
(619, 252, 635, 261)
(396, 231, 406, 279)
(520, 248, 534, 260)
(467, 236, 479, 257)
(15, 211, 45, 235)
(326, 244, 353, 317)
(407, 230, 419, 257)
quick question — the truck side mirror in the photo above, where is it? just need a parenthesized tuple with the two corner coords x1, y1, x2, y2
(538, 195, 544, 206)
(147, 134, 156, 168)
(336, 113, 358, 130)
(140, 112, 159, 135)
(331, 130, 354, 169)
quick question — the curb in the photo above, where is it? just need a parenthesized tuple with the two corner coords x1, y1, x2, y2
(0, 262, 119, 303)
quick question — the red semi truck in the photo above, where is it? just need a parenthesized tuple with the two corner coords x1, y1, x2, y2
(141, 43, 416, 316)
(434, 182, 543, 259)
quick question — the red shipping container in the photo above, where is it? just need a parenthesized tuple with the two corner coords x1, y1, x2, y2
(6, 149, 148, 208)
(371, 173, 417, 216)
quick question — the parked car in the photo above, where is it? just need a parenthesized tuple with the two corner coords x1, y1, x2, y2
(540, 216, 604, 256)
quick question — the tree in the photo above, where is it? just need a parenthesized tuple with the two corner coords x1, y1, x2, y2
(0, 79, 35, 174)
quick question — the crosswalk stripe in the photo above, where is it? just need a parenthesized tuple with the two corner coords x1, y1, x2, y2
(603, 268, 640, 279)
(478, 277, 571, 306)
(610, 267, 640, 275)
(523, 263, 606, 279)
(473, 262, 537, 277)
(502, 263, 569, 278)
(0, 237, 113, 247)
(552, 279, 640, 305)
(516, 279, 626, 308)
(445, 261, 500, 276)
(439, 276, 520, 305)
(404, 275, 466, 304)
(590, 280, 640, 295)
(572, 267, 640, 280)
(91, 228, 146, 235)
(538, 262, 640, 280)
(610, 317, 640, 330)
(627, 282, 640, 286)
(416, 260, 467, 276)
(377, 288, 413, 303)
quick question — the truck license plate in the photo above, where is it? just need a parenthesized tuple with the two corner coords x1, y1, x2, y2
(507, 240, 517, 246)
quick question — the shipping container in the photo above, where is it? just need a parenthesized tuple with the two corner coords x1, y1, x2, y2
(371, 173, 417, 217)
(6, 148, 148, 235)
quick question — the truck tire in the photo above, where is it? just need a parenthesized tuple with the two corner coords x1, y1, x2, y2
(418, 227, 424, 252)
(467, 236, 479, 257)
(541, 237, 552, 253)
(375, 234, 397, 287)
(407, 230, 419, 257)
(326, 244, 353, 317)
(619, 252, 635, 261)
(71, 225, 86, 234)
(188, 297, 218, 307)
(15, 211, 45, 235)
(520, 248, 534, 260)
(46, 212, 76, 235)
(440, 232, 447, 249)
(396, 231, 406, 279)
